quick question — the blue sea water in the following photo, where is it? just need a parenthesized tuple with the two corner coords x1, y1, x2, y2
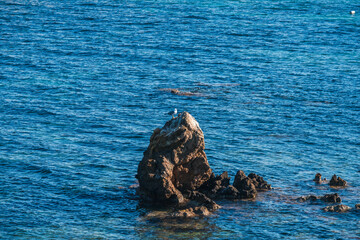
(1, 0, 360, 239)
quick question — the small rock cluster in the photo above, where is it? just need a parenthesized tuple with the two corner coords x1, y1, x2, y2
(199, 170, 271, 200)
(136, 112, 358, 217)
(298, 193, 341, 203)
(137, 112, 271, 217)
(329, 174, 347, 187)
(300, 173, 359, 213)
(322, 205, 351, 213)
(313, 173, 347, 187)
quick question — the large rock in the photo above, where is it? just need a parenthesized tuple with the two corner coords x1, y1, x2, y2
(136, 112, 212, 205)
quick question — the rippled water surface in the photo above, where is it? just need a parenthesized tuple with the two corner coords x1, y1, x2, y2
(1, 0, 360, 239)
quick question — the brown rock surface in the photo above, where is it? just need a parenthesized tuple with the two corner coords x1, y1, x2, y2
(171, 206, 211, 218)
(137, 112, 212, 205)
(322, 204, 351, 212)
(320, 193, 341, 203)
(137, 111, 272, 217)
(313, 173, 322, 183)
(232, 170, 271, 199)
(184, 191, 220, 211)
(298, 195, 319, 202)
(198, 171, 230, 198)
(298, 193, 341, 203)
(248, 173, 272, 190)
(329, 174, 347, 187)
(233, 171, 257, 199)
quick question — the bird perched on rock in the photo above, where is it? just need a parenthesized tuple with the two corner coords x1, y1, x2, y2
(168, 108, 177, 118)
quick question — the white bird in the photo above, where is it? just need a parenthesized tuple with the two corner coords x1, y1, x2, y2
(168, 108, 177, 118)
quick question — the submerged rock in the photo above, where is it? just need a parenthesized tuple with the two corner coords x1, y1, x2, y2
(159, 88, 203, 97)
(184, 191, 220, 211)
(322, 204, 351, 212)
(170, 206, 211, 218)
(320, 193, 341, 203)
(298, 195, 319, 202)
(329, 174, 347, 187)
(298, 193, 341, 203)
(137, 112, 212, 206)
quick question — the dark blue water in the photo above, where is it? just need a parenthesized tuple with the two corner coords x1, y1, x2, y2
(1, 0, 360, 239)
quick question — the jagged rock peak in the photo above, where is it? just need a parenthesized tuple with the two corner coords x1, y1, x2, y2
(137, 111, 212, 206)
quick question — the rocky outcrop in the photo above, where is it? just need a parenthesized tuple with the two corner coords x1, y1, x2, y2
(298, 195, 318, 202)
(320, 193, 341, 203)
(233, 171, 257, 199)
(137, 111, 271, 217)
(198, 170, 271, 200)
(170, 206, 211, 218)
(184, 191, 220, 211)
(313, 173, 323, 183)
(329, 175, 347, 187)
(323, 204, 351, 212)
(137, 112, 212, 206)
(298, 193, 341, 203)
(198, 172, 230, 199)
(247, 172, 272, 190)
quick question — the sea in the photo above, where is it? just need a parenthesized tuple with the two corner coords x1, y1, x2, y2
(1, 0, 360, 239)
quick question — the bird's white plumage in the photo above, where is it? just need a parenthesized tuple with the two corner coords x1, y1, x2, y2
(168, 108, 177, 118)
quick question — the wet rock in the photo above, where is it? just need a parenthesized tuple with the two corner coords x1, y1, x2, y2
(137, 112, 272, 217)
(313, 173, 322, 183)
(233, 172, 257, 199)
(217, 185, 241, 200)
(298, 195, 319, 202)
(137, 112, 212, 206)
(320, 193, 341, 203)
(232, 170, 270, 199)
(322, 204, 351, 212)
(171, 206, 211, 218)
(298, 193, 341, 203)
(355, 204, 360, 209)
(248, 173, 272, 190)
(198, 171, 230, 198)
(233, 170, 247, 185)
(185, 191, 220, 211)
(329, 174, 347, 187)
